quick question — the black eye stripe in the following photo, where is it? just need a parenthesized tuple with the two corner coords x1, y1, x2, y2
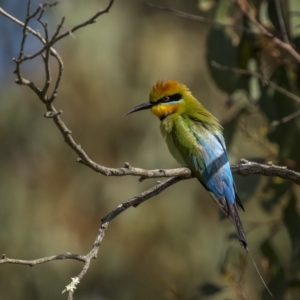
(158, 93, 182, 103)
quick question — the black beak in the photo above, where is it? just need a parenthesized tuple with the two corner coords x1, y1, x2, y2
(124, 102, 153, 117)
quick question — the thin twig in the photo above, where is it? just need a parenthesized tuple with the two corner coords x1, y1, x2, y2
(211, 61, 300, 104)
(271, 109, 300, 126)
(37, 4, 52, 99)
(232, 0, 300, 63)
(2, 2, 300, 300)
(2, 177, 183, 298)
(53, 0, 115, 43)
(0, 176, 185, 300)
(145, 2, 258, 35)
(1, 5, 61, 98)
(2, 158, 297, 299)
(146, 0, 300, 64)
(0, 6, 52, 42)
(0, 253, 85, 266)
(274, 0, 289, 44)
(102, 176, 186, 222)
(1, 159, 300, 265)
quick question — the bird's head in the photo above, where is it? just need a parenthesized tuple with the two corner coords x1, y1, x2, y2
(125, 80, 193, 120)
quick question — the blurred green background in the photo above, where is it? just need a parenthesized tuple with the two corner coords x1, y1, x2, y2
(1, 0, 300, 299)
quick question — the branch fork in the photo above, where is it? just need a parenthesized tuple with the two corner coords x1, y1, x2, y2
(1, 1, 300, 299)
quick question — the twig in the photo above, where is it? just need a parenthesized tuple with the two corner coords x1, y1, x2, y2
(211, 61, 300, 105)
(2, 2, 300, 299)
(1, 5, 62, 100)
(1, 159, 299, 263)
(146, 1, 300, 63)
(102, 176, 186, 221)
(146, 0, 300, 65)
(0, 176, 184, 299)
(271, 109, 300, 126)
(2, 157, 299, 299)
(53, 0, 114, 43)
(0, 253, 85, 266)
(37, 3, 61, 99)
(274, 0, 289, 44)
(231, 159, 300, 184)
(0, 159, 297, 274)
(232, 0, 300, 63)
(145, 2, 257, 35)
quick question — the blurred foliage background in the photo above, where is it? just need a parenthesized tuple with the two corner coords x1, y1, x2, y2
(0, 0, 300, 299)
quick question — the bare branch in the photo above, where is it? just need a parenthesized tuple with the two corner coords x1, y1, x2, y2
(275, 0, 290, 44)
(212, 58, 300, 132)
(145, 2, 257, 35)
(271, 109, 300, 126)
(232, 0, 300, 63)
(37, 4, 51, 98)
(211, 61, 300, 105)
(14, 1, 43, 91)
(101, 176, 186, 222)
(0, 1, 114, 102)
(0, 253, 85, 266)
(1, 5, 63, 101)
(146, 1, 300, 64)
(0, 176, 184, 300)
(1, 159, 299, 258)
(71, 176, 187, 298)
(2, 1, 300, 299)
(53, 0, 115, 43)
(232, 159, 300, 185)
(0, 6, 50, 41)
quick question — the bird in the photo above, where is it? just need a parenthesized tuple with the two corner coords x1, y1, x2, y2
(125, 80, 248, 251)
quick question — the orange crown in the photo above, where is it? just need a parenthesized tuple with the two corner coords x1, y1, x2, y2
(149, 80, 190, 103)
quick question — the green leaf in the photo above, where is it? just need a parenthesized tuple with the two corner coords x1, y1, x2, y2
(206, 28, 240, 93)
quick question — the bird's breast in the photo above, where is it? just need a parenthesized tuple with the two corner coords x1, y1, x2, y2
(160, 116, 200, 168)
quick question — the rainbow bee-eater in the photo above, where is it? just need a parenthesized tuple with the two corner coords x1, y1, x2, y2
(125, 80, 247, 250)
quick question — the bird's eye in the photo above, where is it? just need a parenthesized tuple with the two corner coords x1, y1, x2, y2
(162, 96, 169, 102)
